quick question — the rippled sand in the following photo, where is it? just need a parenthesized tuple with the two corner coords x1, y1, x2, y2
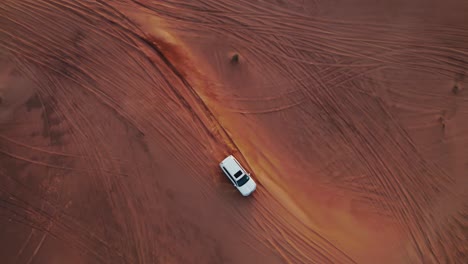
(1, 0, 467, 263)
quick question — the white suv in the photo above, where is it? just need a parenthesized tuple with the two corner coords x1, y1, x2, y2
(220, 155, 257, 196)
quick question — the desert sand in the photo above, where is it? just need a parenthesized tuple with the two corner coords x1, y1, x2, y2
(1, 0, 467, 263)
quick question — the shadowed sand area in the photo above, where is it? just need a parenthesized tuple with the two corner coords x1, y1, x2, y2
(1, 0, 467, 263)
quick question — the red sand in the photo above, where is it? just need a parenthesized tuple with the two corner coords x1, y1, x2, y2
(1, 0, 467, 263)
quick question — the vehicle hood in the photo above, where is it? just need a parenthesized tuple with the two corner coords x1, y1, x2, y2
(238, 179, 256, 196)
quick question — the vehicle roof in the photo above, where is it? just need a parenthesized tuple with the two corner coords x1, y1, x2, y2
(220, 155, 244, 178)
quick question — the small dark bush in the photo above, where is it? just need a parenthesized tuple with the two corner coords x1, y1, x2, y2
(231, 53, 239, 63)
(452, 84, 459, 95)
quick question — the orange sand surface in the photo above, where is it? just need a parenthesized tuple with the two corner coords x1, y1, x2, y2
(1, 0, 467, 263)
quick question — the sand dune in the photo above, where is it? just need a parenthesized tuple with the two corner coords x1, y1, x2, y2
(1, 0, 467, 263)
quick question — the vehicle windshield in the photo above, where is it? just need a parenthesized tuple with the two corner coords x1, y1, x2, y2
(236, 175, 250, 187)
